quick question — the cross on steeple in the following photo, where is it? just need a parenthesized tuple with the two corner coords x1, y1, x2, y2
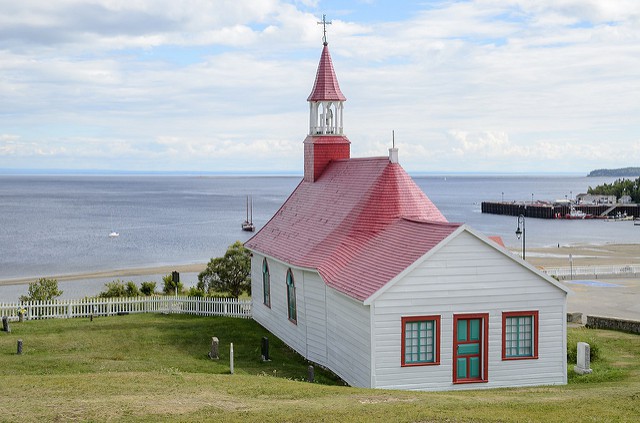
(317, 14, 332, 45)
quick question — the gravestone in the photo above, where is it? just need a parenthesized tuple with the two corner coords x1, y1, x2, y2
(2, 316, 9, 333)
(261, 336, 270, 361)
(567, 312, 582, 324)
(17, 339, 23, 355)
(307, 365, 314, 383)
(574, 342, 593, 374)
(208, 337, 219, 360)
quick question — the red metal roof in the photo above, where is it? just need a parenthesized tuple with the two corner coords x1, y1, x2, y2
(488, 236, 506, 247)
(245, 157, 461, 301)
(307, 44, 346, 102)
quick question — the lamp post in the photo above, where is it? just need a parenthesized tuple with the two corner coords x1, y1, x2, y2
(515, 214, 525, 260)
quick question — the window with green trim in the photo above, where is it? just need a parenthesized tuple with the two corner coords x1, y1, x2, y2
(262, 258, 270, 307)
(401, 316, 440, 366)
(502, 311, 538, 360)
(286, 269, 296, 323)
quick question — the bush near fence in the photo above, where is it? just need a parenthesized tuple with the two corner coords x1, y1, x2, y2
(0, 296, 251, 321)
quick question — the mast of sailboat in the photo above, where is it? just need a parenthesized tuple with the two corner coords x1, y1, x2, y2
(246, 195, 249, 223)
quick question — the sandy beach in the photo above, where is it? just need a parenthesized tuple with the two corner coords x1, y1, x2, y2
(522, 243, 640, 268)
(1, 243, 638, 321)
(0, 263, 207, 287)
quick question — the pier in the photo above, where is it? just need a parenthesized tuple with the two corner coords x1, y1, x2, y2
(481, 202, 639, 219)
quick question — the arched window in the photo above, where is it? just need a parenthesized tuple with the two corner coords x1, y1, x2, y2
(262, 258, 270, 308)
(286, 269, 296, 323)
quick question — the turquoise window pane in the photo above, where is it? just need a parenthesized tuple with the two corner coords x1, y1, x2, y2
(457, 343, 480, 355)
(457, 320, 467, 341)
(457, 358, 467, 378)
(470, 319, 480, 341)
(404, 319, 436, 363)
(505, 315, 533, 357)
(470, 357, 480, 378)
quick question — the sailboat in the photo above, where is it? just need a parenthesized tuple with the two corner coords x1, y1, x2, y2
(242, 196, 255, 232)
(108, 211, 119, 237)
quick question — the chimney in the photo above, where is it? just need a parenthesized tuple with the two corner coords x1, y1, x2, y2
(389, 148, 399, 164)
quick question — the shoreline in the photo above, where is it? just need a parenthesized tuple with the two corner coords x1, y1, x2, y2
(2, 243, 638, 288)
(0, 263, 208, 287)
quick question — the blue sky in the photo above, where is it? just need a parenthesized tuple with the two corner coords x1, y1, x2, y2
(1, 0, 639, 174)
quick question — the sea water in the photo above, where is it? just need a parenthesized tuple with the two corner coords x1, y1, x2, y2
(1, 173, 636, 300)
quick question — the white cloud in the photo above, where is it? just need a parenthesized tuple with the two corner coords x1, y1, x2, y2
(0, 0, 638, 173)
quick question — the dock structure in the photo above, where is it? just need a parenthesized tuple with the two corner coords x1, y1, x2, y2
(481, 202, 639, 219)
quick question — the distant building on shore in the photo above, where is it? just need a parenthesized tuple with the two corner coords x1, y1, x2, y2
(576, 193, 616, 205)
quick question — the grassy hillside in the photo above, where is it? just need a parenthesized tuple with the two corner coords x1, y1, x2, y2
(0, 314, 638, 422)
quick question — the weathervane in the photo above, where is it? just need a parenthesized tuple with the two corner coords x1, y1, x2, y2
(317, 14, 332, 45)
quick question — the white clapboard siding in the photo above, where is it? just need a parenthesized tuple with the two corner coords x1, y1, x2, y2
(325, 288, 371, 388)
(303, 271, 328, 365)
(372, 230, 567, 391)
(250, 254, 372, 388)
(0, 296, 251, 321)
(250, 255, 308, 358)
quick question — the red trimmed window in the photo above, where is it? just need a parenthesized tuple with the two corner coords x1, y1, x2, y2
(401, 316, 441, 366)
(502, 311, 539, 360)
(262, 258, 270, 308)
(286, 269, 296, 324)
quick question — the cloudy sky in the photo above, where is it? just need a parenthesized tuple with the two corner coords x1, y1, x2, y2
(1, 0, 639, 174)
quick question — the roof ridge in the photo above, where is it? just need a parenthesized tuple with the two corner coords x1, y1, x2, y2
(401, 217, 462, 227)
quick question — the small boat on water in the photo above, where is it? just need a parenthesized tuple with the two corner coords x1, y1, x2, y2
(242, 196, 255, 232)
(108, 231, 120, 238)
(606, 212, 634, 222)
(563, 207, 593, 219)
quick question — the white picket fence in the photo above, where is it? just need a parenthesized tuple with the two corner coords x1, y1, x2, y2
(0, 296, 252, 321)
(541, 263, 640, 279)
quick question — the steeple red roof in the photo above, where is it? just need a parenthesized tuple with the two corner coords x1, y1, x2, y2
(245, 157, 459, 301)
(307, 44, 346, 102)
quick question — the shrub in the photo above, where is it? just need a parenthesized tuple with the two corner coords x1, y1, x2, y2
(186, 287, 205, 297)
(140, 281, 156, 296)
(126, 281, 140, 297)
(567, 328, 600, 363)
(99, 280, 128, 298)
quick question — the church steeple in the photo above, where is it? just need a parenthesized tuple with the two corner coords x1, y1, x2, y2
(303, 37, 351, 183)
(307, 44, 346, 136)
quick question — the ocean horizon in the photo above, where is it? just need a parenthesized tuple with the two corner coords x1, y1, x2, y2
(1, 173, 636, 300)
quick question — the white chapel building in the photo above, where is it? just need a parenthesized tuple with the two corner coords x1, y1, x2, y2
(245, 40, 569, 391)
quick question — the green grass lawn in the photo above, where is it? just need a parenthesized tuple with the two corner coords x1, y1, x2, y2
(0, 314, 639, 422)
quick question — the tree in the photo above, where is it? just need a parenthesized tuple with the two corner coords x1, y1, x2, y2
(198, 241, 251, 298)
(588, 177, 640, 203)
(20, 278, 63, 302)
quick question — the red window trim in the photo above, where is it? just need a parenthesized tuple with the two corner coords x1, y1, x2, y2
(401, 315, 441, 367)
(502, 310, 539, 360)
(452, 313, 489, 384)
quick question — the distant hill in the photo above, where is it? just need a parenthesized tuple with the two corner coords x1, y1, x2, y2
(588, 167, 640, 177)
